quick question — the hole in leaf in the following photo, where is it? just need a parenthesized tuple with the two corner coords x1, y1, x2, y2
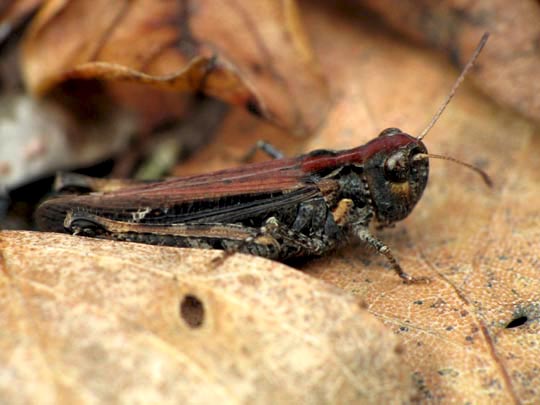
(180, 294, 204, 328)
(505, 316, 528, 329)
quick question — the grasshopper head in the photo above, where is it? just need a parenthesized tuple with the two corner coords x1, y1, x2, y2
(364, 128, 429, 224)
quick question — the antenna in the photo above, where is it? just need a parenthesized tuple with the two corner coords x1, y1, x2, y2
(417, 32, 489, 141)
(413, 153, 493, 187)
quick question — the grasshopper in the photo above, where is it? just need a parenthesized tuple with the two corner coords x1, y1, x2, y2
(36, 34, 491, 283)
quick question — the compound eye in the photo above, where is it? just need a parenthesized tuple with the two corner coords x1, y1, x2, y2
(384, 152, 409, 182)
(378, 127, 402, 137)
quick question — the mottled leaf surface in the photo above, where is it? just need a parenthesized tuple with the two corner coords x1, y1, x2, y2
(0, 231, 414, 404)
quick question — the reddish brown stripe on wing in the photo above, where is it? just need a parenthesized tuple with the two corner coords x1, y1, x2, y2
(301, 134, 418, 172)
(104, 157, 306, 201)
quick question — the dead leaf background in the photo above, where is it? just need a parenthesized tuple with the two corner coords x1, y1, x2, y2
(0, 232, 414, 404)
(22, 0, 329, 134)
(0, 0, 42, 35)
(1, 0, 540, 403)
(360, 0, 540, 125)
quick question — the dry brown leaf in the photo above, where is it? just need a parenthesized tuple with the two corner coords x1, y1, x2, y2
(0, 0, 42, 28)
(21, 0, 329, 134)
(0, 231, 415, 404)
(358, 0, 540, 125)
(171, 3, 540, 403)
